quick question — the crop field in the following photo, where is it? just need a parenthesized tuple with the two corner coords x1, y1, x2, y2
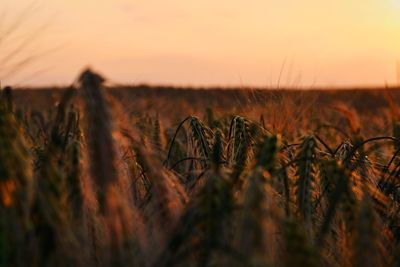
(2, 69, 400, 267)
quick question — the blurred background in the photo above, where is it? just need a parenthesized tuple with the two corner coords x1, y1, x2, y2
(1, 0, 400, 88)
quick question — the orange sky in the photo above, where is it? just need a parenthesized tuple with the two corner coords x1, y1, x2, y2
(1, 0, 400, 87)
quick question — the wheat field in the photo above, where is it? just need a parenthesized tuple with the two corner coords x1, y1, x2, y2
(1, 69, 400, 267)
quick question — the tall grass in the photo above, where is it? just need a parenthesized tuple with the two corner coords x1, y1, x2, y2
(0, 70, 399, 267)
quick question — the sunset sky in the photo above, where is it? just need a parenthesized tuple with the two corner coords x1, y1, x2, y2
(1, 0, 400, 87)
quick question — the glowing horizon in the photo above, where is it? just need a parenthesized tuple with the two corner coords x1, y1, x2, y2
(1, 0, 400, 88)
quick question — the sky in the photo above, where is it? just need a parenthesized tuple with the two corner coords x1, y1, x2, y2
(1, 0, 400, 88)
